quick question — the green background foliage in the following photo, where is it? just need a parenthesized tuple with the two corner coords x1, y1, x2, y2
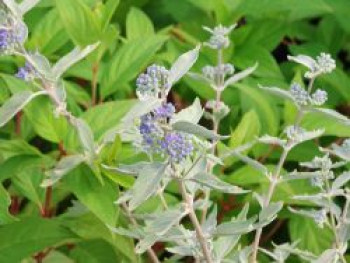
(0, 0, 350, 262)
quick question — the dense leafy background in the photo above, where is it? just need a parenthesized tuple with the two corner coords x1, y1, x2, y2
(0, 0, 350, 262)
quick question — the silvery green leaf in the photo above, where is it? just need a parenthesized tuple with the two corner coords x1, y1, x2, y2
(167, 245, 193, 257)
(18, 0, 40, 15)
(108, 226, 143, 239)
(258, 85, 295, 102)
(278, 243, 316, 261)
(171, 98, 203, 124)
(220, 142, 255, 159)
(231, 152, 268, 174)
(52, 43, 100, 79)
(215, 217, 256, 236)
(282, 170, 321, 182)
(259, 202, 283, 224)
(169, 45, 200, 84)
(224, 63, 258, 88)
(115, 190, 133, 204)
(41, 154, 85, 187)
(0, 90, 47, 127)
(172, 121, 225, 140)
(187, 72, 213, 85)
(259, 202, 283, 222)
(145, 206, 187, 236)
(258, 135, 287, 147)
(223, 245, 252, 263)
(332, 172, 350, 190)
(128, 163, 167, 210)
(101, 164, 137, 176)
(202, 206, 217, 234)
(325, 143, 350, 161)
(74, 118, 95, 155)
(3, 0, 21, 17)
(122, 98, 161, 125)
(288, 207, 325, 221)
(310, 108, 350, 125)
(25, 52, 53, 80)
(189, 172, 248, 194)
(135, 234, 159, 254)
(287, 55, 316, 70)
(253, 192, 264, 208)
(312, 249, 337, 263)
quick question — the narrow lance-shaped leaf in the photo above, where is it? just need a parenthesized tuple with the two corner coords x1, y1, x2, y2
(18, 0, 40, 15)
(0, 90, 47, 128)
(224, 63, 258, 88)
(172, 121, 226, 140)
(332, 171, 350, 190)
(259, 202, 283, 222)
(258, 85, 295, 102)
(52, 43, 100, 79)
(310, 107, 350, 125)
(169, 45, 200, 84)
(189, 172, 248, 194)
(74, 118, 95, 155)
(127, 163, 167, 211)
(41, 154, 86, 187)
(287, 55, 316, 70)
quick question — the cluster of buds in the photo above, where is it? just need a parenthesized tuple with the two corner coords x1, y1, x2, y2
(0, 7, 27, 55)
(312, 209, 328, 228)
(288, 53, 336, 79)
(202, 63, 234, 82)
(203, 24, 236, 50)
(289, 83, 327, 106)
(136, 64, 170, 101)
(15, 61, 39, 82)
(138, 103, 194, 163)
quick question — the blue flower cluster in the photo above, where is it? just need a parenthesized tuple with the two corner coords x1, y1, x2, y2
(136, 64, 170, 101)
(15, 61, 38, 81)
(0, 12, 27, 55)
(139, 103, 193, 163)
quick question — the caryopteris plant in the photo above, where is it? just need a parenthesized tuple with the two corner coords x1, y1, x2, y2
(1, 0, 350, 262)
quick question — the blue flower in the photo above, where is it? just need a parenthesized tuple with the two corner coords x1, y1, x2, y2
(15, 62, 38, 81)
(138, 103, 193, 163)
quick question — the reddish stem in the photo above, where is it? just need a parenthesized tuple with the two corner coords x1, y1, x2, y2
(10, 196, 20, 215)
(15, 111, 22, 136)
(41, 186, 52, 218)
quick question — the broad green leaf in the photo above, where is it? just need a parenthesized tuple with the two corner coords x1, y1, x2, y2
(0, 90, 46, 128)
(0, 184, 16, 224)
(229, 110, 260, 148)
(69, 239, 120, 263)
(55, 0, 101, 46)
(24, 95, 68, 143)
(65, 165, 119, 226)
(0, 217, 76, 263)
(126, 7, 154, 40)
(101, 36, 167, 98)
(28, 9, 70, 55)
(289, 216, 333, 255)
(12, 168, 44, 207)
(234, 83, 279, 135)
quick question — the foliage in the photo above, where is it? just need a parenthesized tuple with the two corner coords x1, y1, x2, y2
(0, 0, 350, 263)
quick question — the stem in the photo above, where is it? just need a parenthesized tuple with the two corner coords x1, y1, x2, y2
(250, 103, 307, 263)
(121, 203, 160, 263)
(178, 180, 213, 263)
(41, 186, 52, 218)
(201, 48, 224, 224)
(91, 62, 99, 107)
(324, 181, 347, 263)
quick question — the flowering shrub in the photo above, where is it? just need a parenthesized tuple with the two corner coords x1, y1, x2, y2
(0, 0, 350, 263)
